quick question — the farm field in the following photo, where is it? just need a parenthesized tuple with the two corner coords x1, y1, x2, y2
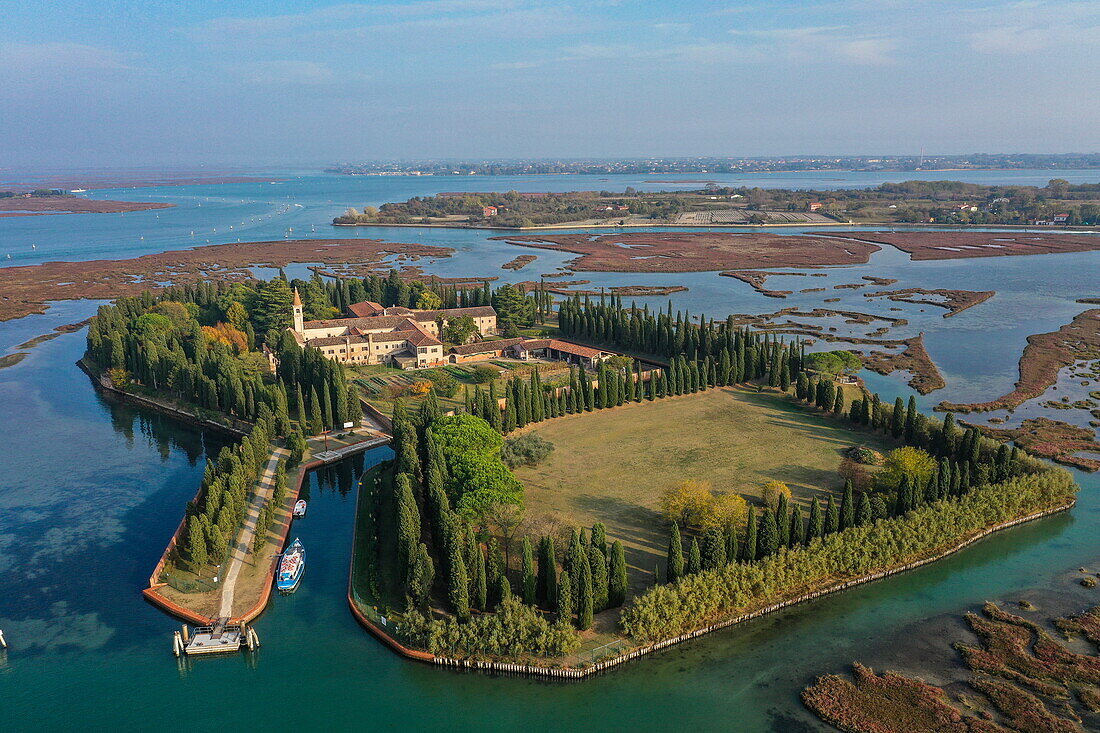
(511, 387, 892, 589)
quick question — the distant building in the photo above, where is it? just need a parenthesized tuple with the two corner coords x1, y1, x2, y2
(808, 202, 823, 212)
(447, 337, 616, 369)
(1053, 213, 1070, 223)
(289, 290, 497, 369)
(482, 206, 498, 217)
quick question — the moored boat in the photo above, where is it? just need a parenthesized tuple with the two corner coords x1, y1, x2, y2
(293, 499, 307, 517)
(276, 538, 306, 593)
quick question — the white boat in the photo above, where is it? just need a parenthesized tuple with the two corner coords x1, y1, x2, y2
(277, 539, 305, 594)
(293, 500, 307, 518)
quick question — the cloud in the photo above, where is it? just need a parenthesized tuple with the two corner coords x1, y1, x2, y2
(836, 37, 897, 65)
(965, 1, 1100, 53)
(186, 0, 539, 42)
(727, 24, 898, 65)
(0, 42, 140, 73)
(229, 60, 341, 85)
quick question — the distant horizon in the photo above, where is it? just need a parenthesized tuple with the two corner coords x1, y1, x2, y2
(4, 152, 1100, 173)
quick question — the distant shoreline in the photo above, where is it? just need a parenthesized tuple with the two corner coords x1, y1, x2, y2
(333, 220, 1100, 233)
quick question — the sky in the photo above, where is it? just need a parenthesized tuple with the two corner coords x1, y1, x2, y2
(1, 0, 1099, 167)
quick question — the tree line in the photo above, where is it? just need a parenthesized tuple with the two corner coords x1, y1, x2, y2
(87, 284, 359, 436)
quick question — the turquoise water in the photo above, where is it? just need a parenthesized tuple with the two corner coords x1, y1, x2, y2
(2, 171, 1100, 731)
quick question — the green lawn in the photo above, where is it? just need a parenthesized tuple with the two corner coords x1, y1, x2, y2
(511, 387, 892, 590)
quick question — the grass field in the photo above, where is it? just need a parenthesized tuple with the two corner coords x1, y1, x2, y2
(511, 387, 892, 590)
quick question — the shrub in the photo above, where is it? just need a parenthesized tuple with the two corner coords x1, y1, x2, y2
(402, 596, 579, 659)
(470, 364, 497, 384)
(762, 480, 792, 511)
(838, 457, 873, 493)
(706, 493, 749, 530)
(425, 369, 459, 397)
(846, 445, 881, 465)
(878, 446, 936, 489)
(660, 480, 715, 529)
(501, 433, 555, 468)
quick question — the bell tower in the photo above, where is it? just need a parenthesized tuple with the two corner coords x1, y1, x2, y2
(292, 288, 304, 334)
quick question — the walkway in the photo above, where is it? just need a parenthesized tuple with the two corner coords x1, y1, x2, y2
(218, 447, 289, 619)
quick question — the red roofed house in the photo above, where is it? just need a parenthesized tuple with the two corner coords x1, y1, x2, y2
(503, 338, 615, 369)
(482, 206, 498, 217)
(808, 202, 823, 212)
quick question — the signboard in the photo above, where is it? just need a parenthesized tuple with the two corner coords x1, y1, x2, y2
(343, 421, 355, 429)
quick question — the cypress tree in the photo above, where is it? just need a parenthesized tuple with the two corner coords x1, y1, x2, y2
(757, 510, 779, 559)
(856, 491, 873, 526)
(589, 544, 609, 612)
(487, 538, 504, 605)
(591, 522, 608, 556)
(538, 535, 557, 605)
(576, 556, 594, 630)
(473, 542, 487, 611)
(904, 395, 918, 443)
(741, 510, 758, 562)
(824, 495, 839, 535)
(308, 386, 323, 435)
(789, 505, 805, 547)
(833, 388, 845, 415)
(408, 543, 435, 605)
(808, 498, 824, 540)
(666, 522, 685, 582)
(395, 473, 420, 581)
(687, 537, 702, 575)
(447, 534, 470, 621)
(895, 474, 911, 515)
(839, 480, 855, 529)
(891, 396, 905, 438)
(775, 493, 790, 546)
(702, 526, 725, 570)
(724, 525, 739, 564)
(556, 571, 572, 622)
(187, 521, 208, 567)
(608, 540, 628, 608)
(521, 537, 536, 605)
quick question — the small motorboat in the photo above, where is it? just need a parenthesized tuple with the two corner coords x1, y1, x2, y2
(276, 539, 306, 594)
(293, 500, 307, 518)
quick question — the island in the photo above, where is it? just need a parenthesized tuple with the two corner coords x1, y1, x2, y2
(73, 258, 1078, 674)
(0, 190, 174, 217)
(331, 180, 1100, 229)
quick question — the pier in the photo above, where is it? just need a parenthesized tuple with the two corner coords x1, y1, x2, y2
(173, 620, 259, 656)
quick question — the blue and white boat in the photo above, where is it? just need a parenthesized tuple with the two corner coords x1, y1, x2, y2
(276, 538, 306, 594)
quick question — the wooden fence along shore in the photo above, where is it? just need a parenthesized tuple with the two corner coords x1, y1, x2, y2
(349, 499, 1075, 680)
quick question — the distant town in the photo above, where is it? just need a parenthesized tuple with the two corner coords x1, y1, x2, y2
(326, 153, 1100, 177)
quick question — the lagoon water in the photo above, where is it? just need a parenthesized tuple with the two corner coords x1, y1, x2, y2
(2, 170, 1099, 731)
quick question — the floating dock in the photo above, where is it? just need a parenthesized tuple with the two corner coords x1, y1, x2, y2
(173, 620, 259, 656)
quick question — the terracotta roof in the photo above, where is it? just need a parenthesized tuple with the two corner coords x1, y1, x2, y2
(304, 315, 417, 332)
(513, 339, 551, 350)
(306, 335, 364, 347)
(347, 301, 384, 317)
(413, 306, 497, 320)
(292, 288, 302, 307)
(512, 338, 608, 359)
(307, 327, 441, 348)
(405, 328, 443, 347)
(449, 338, 524, 355)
